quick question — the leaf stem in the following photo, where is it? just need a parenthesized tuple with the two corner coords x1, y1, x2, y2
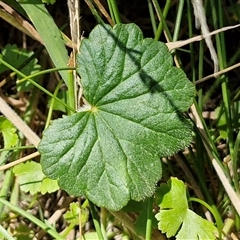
(189, 197, 223, 238)
(45, 80, 63, 129)
(67, 68, 76, 114)
(145, 197, 153, 240)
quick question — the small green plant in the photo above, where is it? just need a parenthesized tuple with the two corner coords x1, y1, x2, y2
(38, 23, 194, 210)
(155, 178, 217, 239)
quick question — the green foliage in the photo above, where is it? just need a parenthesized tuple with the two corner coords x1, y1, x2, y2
(83, 232, 99, 240)
(19, 0, 69, 86)
(155, 177, 217, 239)
(0, 116, 18, 148)
(13, 161, 59, 195)
(40, 177, 59, 194)
(41, 0, 56, 4)
(0, 44, 40, 91)
(13, 223, 34, 240)
(122, 199, 157, 237)
(63, 202, 89, 226)
(39, 23, 194, 211)
(2, 0, 240, 239)
(215, 101, 240, 140)
(48, 90, 67, 113)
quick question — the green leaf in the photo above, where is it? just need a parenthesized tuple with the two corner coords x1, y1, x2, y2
(13, 161, 44, 195)
(121, 199, 147, 212)
(48, 90, 67, 113)
(63, 202, 89, 226)
(215, 101, 240, 140)
(0, 116, 18, 148)
(40, 177, 59, 194)
(155, 177, 217, 239)
(13, 223, 34, 240)
(13, 161, 59, 195)
(0, 44, 41, 91)
(39, 23, 194, 210)
(83, 232, 99, 240)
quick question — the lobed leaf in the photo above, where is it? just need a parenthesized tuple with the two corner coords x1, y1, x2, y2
(155, 177, 217, 239)
(13, 161, 59, 195)
(39, 23, 194, 210)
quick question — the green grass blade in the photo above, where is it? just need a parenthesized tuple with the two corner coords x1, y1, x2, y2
(0, 198, 65, 240)
(107, 0, 121, 24)
(153, 0, 172, 41)
(0, 58, 75, 113)
(0, 224, 15, 240)
(19, 0, 70, 86)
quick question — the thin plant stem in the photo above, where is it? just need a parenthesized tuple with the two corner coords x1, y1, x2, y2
(0, 198, 65, 240)
(61, 223, 76, 238)
(89, 201, 104, 240)
(232, 131, 240, 194)
(189, 197, 223, 237)
(202, 76, 222, 106)
(147, 0, 157, 35)
(45, 80, 64, 129)
(197, 41, 204, 110)
(0, 148, 11, 165)
(85, 0, 105, 24)
(145, 197, 153, 240)
(186, 0, 196, 81)
(106, 0, 114, 23)
(67, 68, 76, 114)
(153, 0, 172, 41)
(0, 169, 13, 216)
(228, 46, 240, 66)
(107, 0, 121, 24)
(16, 67, 75, 84)
(210, 1, 235, 189)
(172, 0, 184, 42)
(100, 207, 108, 239)
(193, 99, 227, 172)
(0, 58, 75, 112)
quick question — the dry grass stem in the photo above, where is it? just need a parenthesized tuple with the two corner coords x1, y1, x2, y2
(0, 96, 40, 147)
(0, 151, 40, 172)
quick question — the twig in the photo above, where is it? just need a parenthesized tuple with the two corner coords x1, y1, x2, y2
(195, 62, 240, 84)
(0, 96, 40, 147)
(166, 24, 240, 51)
(0, 152, 40, 171)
